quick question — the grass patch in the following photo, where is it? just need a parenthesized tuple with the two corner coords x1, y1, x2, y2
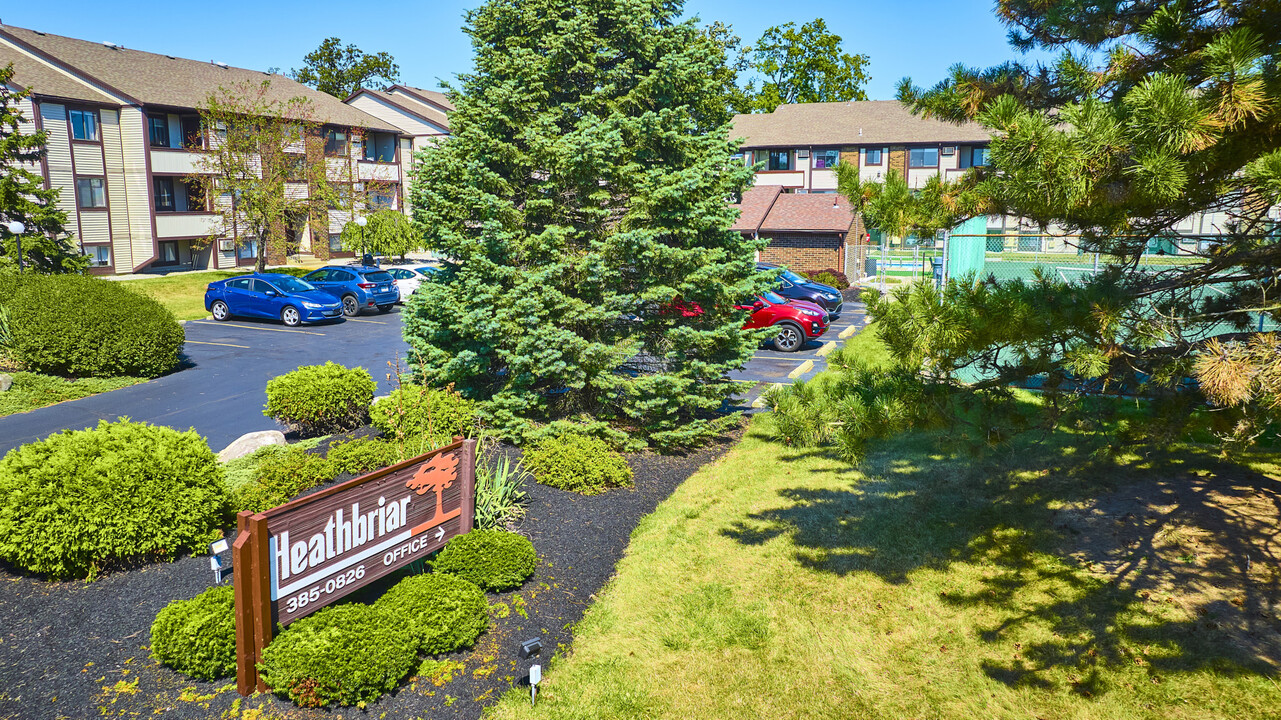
(489, 412, 1281, 720)
(0, 372, 144, 417)
(839, 320, 892, 370)
(118, 271, 244, 321)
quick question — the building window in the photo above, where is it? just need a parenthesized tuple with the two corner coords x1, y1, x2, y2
(149, 115, 170, 148)
(369, 187, 395, 210)
(328, 182, 351, 210)
(768, 150, 791, 171)
(76, 177, 107, 208)
(328, 233, 343, 252)
(324, 128, 348, 156)
(238, 239, 258, 260)
(864, 148, 883, 165)
(84, 245, 111, 267)
(812, 149, 840, 169)
(157, 240, 180, 266)
(363, 132, 396, 162)
(153, 177, 176, 211)
(69, 109, 99, 141)
(181, 116, 203, 149)
(970, 147, 989, 167)
(909, 147, 939, 168)
(183, 179, 207, 212)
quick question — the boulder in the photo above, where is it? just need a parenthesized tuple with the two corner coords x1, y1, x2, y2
(0, 374, 11, 393)
(217, 430, 286, 463)
(372, 394, 390, 406)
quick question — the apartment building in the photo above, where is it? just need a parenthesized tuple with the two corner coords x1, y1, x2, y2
(0, 23, 411, 274)
(345, 85, 451, 159)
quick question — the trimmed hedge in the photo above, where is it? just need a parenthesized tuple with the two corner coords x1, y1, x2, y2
(233, 447, 334, 514)
(150, 585, 236, 680)
(264, 362, 375, 436)
(376, 573, 488, 654)
(433, 530, 536, 591)
(370, 384, 475, 450)
(327, 437, 402, 476)
(258, 603, 417, 708)
(523, 434, 633, 495)
(0, 419, 229, 579)
(0, 273, 184, 378)
(800, 268, 850, 290)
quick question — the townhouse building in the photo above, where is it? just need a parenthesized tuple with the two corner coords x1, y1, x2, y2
(729, 100, 1232, 272)
(0, 23, 412, 274)
(345, 85, 451, 159)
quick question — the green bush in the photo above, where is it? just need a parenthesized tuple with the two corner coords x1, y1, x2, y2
(523, 433, 633, 495)
(234, 447, 334, 514)
(262, 267, 312, 278)
(370, 384, 475, 450)
(376, 573, 488, 654)
(0, 273, 184, 378)
(0, 419, 229, 579)
(264, 362, 375, 436)
(327, 437, 402, 476)
(432, 530, 536, 591)
(258, 603, 417, 708)
(474, 452, 529, 530)
(150, 585, 236, 680)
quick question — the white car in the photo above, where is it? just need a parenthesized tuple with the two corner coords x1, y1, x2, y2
(386, 267, 435, 302)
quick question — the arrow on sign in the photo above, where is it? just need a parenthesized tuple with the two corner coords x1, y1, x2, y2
(435, 526, 446, 541)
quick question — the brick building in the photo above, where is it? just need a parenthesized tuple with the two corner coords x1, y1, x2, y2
(731, 185, 857, 273)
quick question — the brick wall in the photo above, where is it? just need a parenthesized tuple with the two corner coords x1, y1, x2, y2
(760, 233, 845, 273)
(888, 145, 907, 175)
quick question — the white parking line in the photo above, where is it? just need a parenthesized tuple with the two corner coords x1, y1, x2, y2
(190, 321, 325, 336)
(186, 340, 250, 349)
(344, 318, 389, 324)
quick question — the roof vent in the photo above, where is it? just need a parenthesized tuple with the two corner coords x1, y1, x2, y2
(212, 61, 229, 69)
(858, 128, 863, 137)
(102, 41, 122, 50)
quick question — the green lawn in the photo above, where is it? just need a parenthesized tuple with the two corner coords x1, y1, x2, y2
(118, 270, 242, 321)
(490, 326, 1281, 719)
(0, 372, 144, 417)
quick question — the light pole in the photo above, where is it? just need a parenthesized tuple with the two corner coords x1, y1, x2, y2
(355, 215, 369, 265)
(4, 221, 24, 272)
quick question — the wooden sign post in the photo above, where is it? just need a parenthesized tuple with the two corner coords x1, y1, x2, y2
(232, 437, 476, 695)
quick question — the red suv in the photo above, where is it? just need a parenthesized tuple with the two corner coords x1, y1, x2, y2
(738, 291, 829, 352)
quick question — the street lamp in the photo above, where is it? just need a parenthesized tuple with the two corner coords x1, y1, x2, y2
(4, 221, 24, 272)
(355, 215, 369, 265)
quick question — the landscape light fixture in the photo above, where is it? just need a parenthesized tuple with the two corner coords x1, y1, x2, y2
(518, 637, 542, 659)
(5, 220, 25, 272)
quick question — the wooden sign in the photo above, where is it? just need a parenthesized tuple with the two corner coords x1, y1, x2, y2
(232, 438, 475, 695)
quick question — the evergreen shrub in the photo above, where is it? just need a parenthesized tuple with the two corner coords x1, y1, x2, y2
(327, 437, 402, 476)
(801, 268, 850, 289)
(522, 434, 633, 495)
(233, 447, 334, 513)
(264, 362, 375, 435)
(150, 585, 236, 680)
(432, 530, 536, 591)
(0, 419, 228, 578)
(375, 573, 488, 654)
(370, 384, 475, 450)
(258, 603, 416, 708)
(0, 273, 184, 377)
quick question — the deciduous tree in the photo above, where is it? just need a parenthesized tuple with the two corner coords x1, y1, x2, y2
(747, 19, 870, 113)
(292, 38, 400, 99)
(406, 0, 770, 449)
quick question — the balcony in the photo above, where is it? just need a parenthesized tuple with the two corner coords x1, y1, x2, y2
(150, 148, 205, 174)
(155, 212, 221, 239)
(358, 162, 400, 182)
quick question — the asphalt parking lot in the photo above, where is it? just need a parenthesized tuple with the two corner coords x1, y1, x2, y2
(0, 301, 869, 454)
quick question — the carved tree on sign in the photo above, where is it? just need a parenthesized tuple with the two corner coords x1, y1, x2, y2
(406, 451, 461, 534)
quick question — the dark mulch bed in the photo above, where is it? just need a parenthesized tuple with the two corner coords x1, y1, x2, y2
(0, 427, 742, 720)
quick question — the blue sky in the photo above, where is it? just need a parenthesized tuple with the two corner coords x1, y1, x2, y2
(2, 0, 1046, 100)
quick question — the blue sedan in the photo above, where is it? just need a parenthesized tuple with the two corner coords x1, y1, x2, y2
(204, 273, 343, 326)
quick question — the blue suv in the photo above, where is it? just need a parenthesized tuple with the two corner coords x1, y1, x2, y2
(302, 265, 400, 317)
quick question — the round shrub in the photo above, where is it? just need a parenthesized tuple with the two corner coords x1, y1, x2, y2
(523, 434, 633, 495)
(264, 362, 375, 436)
(234, 447, 335, 514)
(150, 585, 235, 680)
(432, 530, 536, 591)
(2, 273, 184, 378)
(376, 573, 488, 654)
(259, 603, 416, 708)
(370, 384, 475, 449)
(0, 419, 229, 579)
(327, 437, 402, 476)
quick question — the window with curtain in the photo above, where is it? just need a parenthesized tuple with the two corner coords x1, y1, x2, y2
(812, 149, 840, 169)
(85, 245, 111, 267)
(768, 150, 791, 171)
(76, 177, 107, 208)
(324, 128, 348, 156)
(864, 148, 883, 165)
(153, 177, 175, 211)
(909, 147, 938, 168)
(149, 115, 170, 147)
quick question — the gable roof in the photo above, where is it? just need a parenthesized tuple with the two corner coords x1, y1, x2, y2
(1, 38, 118, 105)
(389, 85, 454, 113)
(731, 186, 855, 234)
(731, 100, 991, 149)
(348, 87, 450, 132)
(0, 24, 401, 132)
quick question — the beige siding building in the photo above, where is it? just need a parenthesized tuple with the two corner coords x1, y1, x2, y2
(1, 23, 412, 274)
(345, 85, 451, 163)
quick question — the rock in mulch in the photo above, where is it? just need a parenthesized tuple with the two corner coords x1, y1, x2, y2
(215, 430, 286, 463)
(0, 374, 11, 393)
(0, 426, 742, 720)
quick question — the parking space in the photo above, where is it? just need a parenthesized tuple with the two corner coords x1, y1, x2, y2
(730, 302, 868, 407)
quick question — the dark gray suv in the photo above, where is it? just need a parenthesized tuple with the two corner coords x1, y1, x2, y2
(757, 262, 843, 318)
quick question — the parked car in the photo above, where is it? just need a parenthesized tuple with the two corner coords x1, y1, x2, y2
(757, 262, 843, 318)
(385, 267, 433, 302)
(738, 291, 829, 352)
(205, 273, 343, 326)
(301, 265, 400, 316)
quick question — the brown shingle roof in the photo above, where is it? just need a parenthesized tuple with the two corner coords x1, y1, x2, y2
(391, 85, 454, 112)
(731, 100, 991, 148)
(1, 40, 117, 105)
(760, 193, 855, 233)
(729, 185, 780, 232)
(0, 24, 400, 132)
(353, 87, 450, 131)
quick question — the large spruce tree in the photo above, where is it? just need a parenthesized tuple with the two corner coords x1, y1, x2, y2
(406, 0, 768, 448)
